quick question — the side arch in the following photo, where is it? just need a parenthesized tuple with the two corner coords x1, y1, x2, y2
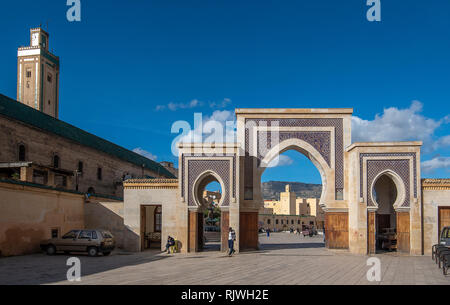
(369, 170, 406, 211)
(192, 170, 226, 208)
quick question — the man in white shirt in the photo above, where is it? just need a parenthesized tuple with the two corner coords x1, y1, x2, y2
(228, 227, 236, 256)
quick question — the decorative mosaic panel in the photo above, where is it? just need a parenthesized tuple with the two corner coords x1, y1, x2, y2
(366, 159, 410, 208)
(359, 153, 417, 199)
(258, 131, 331, 166)
(244, 118, 344, 198)
(181, 154, 236, 207)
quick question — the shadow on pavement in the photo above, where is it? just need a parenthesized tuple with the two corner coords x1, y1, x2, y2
(0, 250, 171, 285)
(260, 242, 325, 250)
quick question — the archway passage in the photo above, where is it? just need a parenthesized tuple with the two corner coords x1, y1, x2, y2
(202, 181, 222, 251)
(258, 149, 326, 250)
(368, 173, 410, 254)
(189, 173, 227, 252)
(373, 174, 398, 253)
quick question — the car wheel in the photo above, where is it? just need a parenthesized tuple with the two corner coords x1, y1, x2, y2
(103, 251, 111, 256)
(87, 247, 98, 257)
(46, 245, 56, 255)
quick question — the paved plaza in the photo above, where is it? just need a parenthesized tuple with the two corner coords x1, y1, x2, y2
(0, 233, 448, 285)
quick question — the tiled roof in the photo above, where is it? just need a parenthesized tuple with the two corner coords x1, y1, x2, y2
(0, 94, 176, 178)
(422, 178, 450, 190)
(0, 178, 123, 201)
(123, 178, 179, 189)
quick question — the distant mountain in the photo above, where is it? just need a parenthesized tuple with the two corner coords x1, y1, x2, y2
(262, 181, 322, 200)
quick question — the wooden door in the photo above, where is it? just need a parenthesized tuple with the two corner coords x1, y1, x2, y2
(197, 212, 204, 251)
(438, 207, 450, 239)
(221, 211, 230, 252)
(325, 212, 349, 249)
(140, 206, 146, 250)
(396, 212, 410, 253)
(368, 211, 376, 254)
(239, 212, 258, 250)
(188, 210, 198, 252)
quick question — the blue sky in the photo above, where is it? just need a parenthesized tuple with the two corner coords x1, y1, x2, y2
(0, 0, 449, 184)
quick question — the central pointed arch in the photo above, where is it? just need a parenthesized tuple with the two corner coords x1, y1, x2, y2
(258, 138, 332, 208)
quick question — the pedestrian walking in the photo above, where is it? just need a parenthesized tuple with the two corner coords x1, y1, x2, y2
(228, 227, 236, 256)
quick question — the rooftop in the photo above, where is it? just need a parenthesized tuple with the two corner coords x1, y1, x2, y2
(0, 94, 176, 179)
(346, 141, 423, 152)
(235, 108, 353, 115)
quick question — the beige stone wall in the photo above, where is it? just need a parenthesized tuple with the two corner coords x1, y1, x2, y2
(259, 214, 317, 232)
(0, 116, 164, 197)
(84, 199, 125, 248)
(123, 181, 179, 252)
(423, 187, 450, 255)
(0, 181, 84, 256)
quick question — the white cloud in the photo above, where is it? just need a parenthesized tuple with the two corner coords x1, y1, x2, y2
(352, 101, 449, 153)
(433, 135, 450, 151)
(266, 155, 294, 168)
(209, 98, 232, 109)
(179, 110, 237, 144)
(156, 98, 232, 111)
(421, 157, 450, 173)
(132, 147, 157, 161)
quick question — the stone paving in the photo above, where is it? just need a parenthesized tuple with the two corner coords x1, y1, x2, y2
(0, 232, 448, 285)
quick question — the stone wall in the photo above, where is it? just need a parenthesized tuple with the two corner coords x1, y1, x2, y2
(123, 179, 179, 252)
(0, 115, 164, 197)
(422, 180, 450, 255)
(0, 180, 84, 256)
(259, 214, 317, 232)
(84, 199, 126, 249)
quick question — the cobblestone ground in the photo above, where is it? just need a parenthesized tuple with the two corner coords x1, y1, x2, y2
(0, 232, 448, 285)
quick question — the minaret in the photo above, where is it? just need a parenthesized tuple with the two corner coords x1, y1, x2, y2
(17, 27, 60, 118)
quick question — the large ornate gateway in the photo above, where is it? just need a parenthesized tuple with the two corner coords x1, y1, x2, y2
(124, 108, 427, 255)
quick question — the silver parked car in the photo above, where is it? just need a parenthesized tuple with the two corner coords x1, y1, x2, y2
(40, 229, 115, 256)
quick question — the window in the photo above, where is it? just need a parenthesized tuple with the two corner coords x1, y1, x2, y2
(77, 161, 83, 174)
(92, 231, 98, 239)
(53, 155, 60, 168)
(51, 228, 59, 238)
(267, 219, 271, 224)
(281, 220, 284, 224)
(291, 220, 294, 225)
(18, 144, 26, 161)
(62, 230, 80, 239)
(298, 220, 300, 224)
(97, 167, 102, 180)
(48, 100, 51, 105)
(26, 69, 31, 78)
(47, 73, 52, 83)
(154, 206, 162, 232)
(276, 219, 279, 224)
(79, 230, 93, 239)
